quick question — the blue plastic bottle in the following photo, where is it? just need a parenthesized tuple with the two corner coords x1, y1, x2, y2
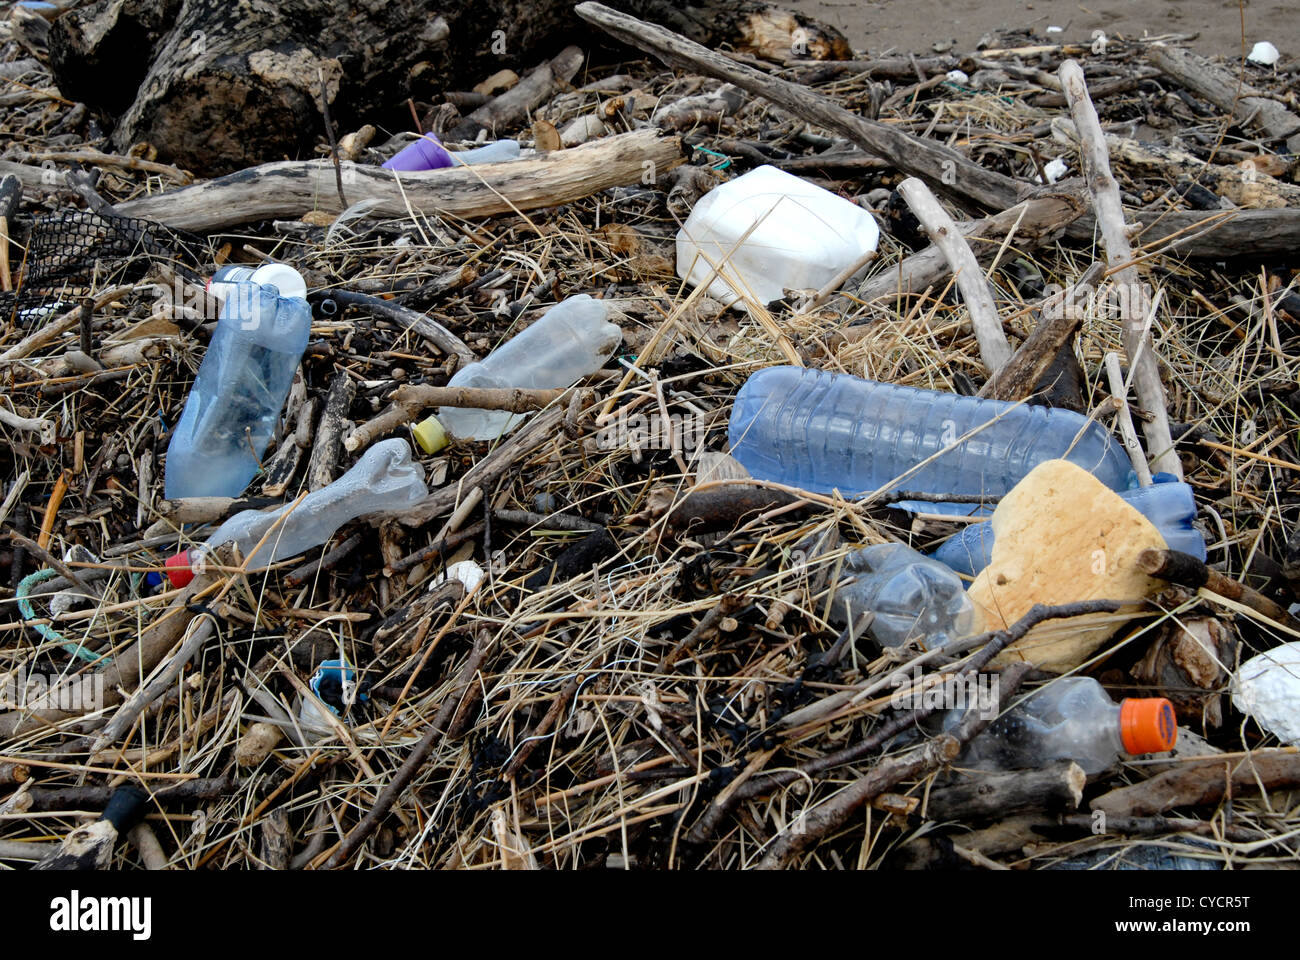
(931, 477, 1206, 577)
(728, 366, 1135, 502)
(164, 279, 311, 499)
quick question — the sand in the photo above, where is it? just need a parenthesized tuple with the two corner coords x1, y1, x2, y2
(789, 0, 1289, 60)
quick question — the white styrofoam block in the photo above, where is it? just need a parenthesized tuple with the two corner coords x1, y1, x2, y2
(675, 165, 880, 309)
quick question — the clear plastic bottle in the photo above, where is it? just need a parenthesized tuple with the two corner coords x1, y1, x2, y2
(951, 677, 1177, 775)
(932, 477, 1205, 577)
(164, 438, 427, 586)
(729, 366, 1135, 503)
(676, 165, 880, 308)
(164, 274, 311, 499)
(830, 542, 973, 651)
(413, 294, 620, 449)
(382, 134, 521, 171)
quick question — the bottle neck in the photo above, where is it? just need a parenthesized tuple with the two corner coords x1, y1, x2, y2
(1103, 701, 1128, 758)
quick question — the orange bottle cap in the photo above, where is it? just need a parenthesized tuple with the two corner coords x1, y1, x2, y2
(1119, 697, 1177, 755)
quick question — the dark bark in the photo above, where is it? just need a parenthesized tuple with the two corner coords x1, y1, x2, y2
(47, 0, 850, 176)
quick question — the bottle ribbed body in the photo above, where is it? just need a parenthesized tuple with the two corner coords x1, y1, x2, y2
(729, 366, 1134, 499)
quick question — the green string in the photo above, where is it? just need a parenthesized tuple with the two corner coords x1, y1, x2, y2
(692, 145, 732, 170)
(16, 567, 110, 664)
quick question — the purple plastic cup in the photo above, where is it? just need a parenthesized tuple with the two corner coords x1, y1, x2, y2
(382, 134, 454, 171)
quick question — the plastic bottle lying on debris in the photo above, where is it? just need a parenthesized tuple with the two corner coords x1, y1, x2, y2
(932, 476, 1206, 577)
(164, 438, 427, 586)
(382, 133, 521, 171)
(675, 164, 880, 308)
(164, 271, 311, 499)
(949, 677, 1177, 775)
(830, 543, 973, 651)
(413, 294, 620, 450)
(729, 366, 1135, 505)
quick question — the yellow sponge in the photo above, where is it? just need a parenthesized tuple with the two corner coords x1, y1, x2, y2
(967, 459, 1167, 673)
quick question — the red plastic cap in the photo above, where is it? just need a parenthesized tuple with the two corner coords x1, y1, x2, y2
(1119, 698, 1177, 755)
(164, 551, 196, 589)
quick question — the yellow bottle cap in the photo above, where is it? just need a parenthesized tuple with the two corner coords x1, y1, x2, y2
(412, 415, 449, 454)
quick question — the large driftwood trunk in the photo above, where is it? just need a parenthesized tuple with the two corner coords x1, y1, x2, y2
(47, 0, 850, 176)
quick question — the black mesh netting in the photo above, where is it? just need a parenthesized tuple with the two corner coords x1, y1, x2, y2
(1, 210, 206, 326)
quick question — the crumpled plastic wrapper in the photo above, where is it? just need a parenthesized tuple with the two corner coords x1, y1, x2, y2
(1232, 641, 1300, 745)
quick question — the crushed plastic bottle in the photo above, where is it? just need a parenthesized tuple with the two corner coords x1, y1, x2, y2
(164, 438, 427, 586)
(729, 366, 1135, 505)
(675, 165, 880, 308)
(413, 294, 620, 450)
(949, 676, 1177, 775)
(932, 476, 1206, 577)
(382, 133, 521, 171)
(830, 542, 973, 651)
(164, 271, 311, 500)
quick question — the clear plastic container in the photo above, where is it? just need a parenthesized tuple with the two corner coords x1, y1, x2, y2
(414, 294, 620, 449)
(165, 438, 427, 585)
(830, 542, 973, 651)
(932, 477, 1205, 577)
(729, 366, 1135, 504)
(675, 165, 880, 308)
(382, 134, 521, 171)
(164, 274, 311, 499)
(950, 677, 1177, 775)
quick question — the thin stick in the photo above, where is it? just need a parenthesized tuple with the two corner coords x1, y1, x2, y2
(36, 471, 70, 551)
(1104, 351, 1153, 486)
(897, 177, 1012, 375)
(323, 629, 497, 867)
(1137, 548, 1300, 630)
(0, 214, 10, 292)
(1059, 59, 1180, 478)
(345, 385, 568, 452)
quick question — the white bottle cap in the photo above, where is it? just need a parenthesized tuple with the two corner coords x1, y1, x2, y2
(249, 263, 308, 300)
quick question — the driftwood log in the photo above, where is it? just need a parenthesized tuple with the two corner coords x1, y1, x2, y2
(979, 262, 1103, 402)
(578, 4, 1300, 259)
(1091, 749, 1300, 818)
(1147, 44, 1300, 154)
(927, 761, 1086, 822)
(110, 129, 683, 231)
(851, 192, 1086, 306)
(577, 2, 1028, 213)
(46, 0, 850, 175)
